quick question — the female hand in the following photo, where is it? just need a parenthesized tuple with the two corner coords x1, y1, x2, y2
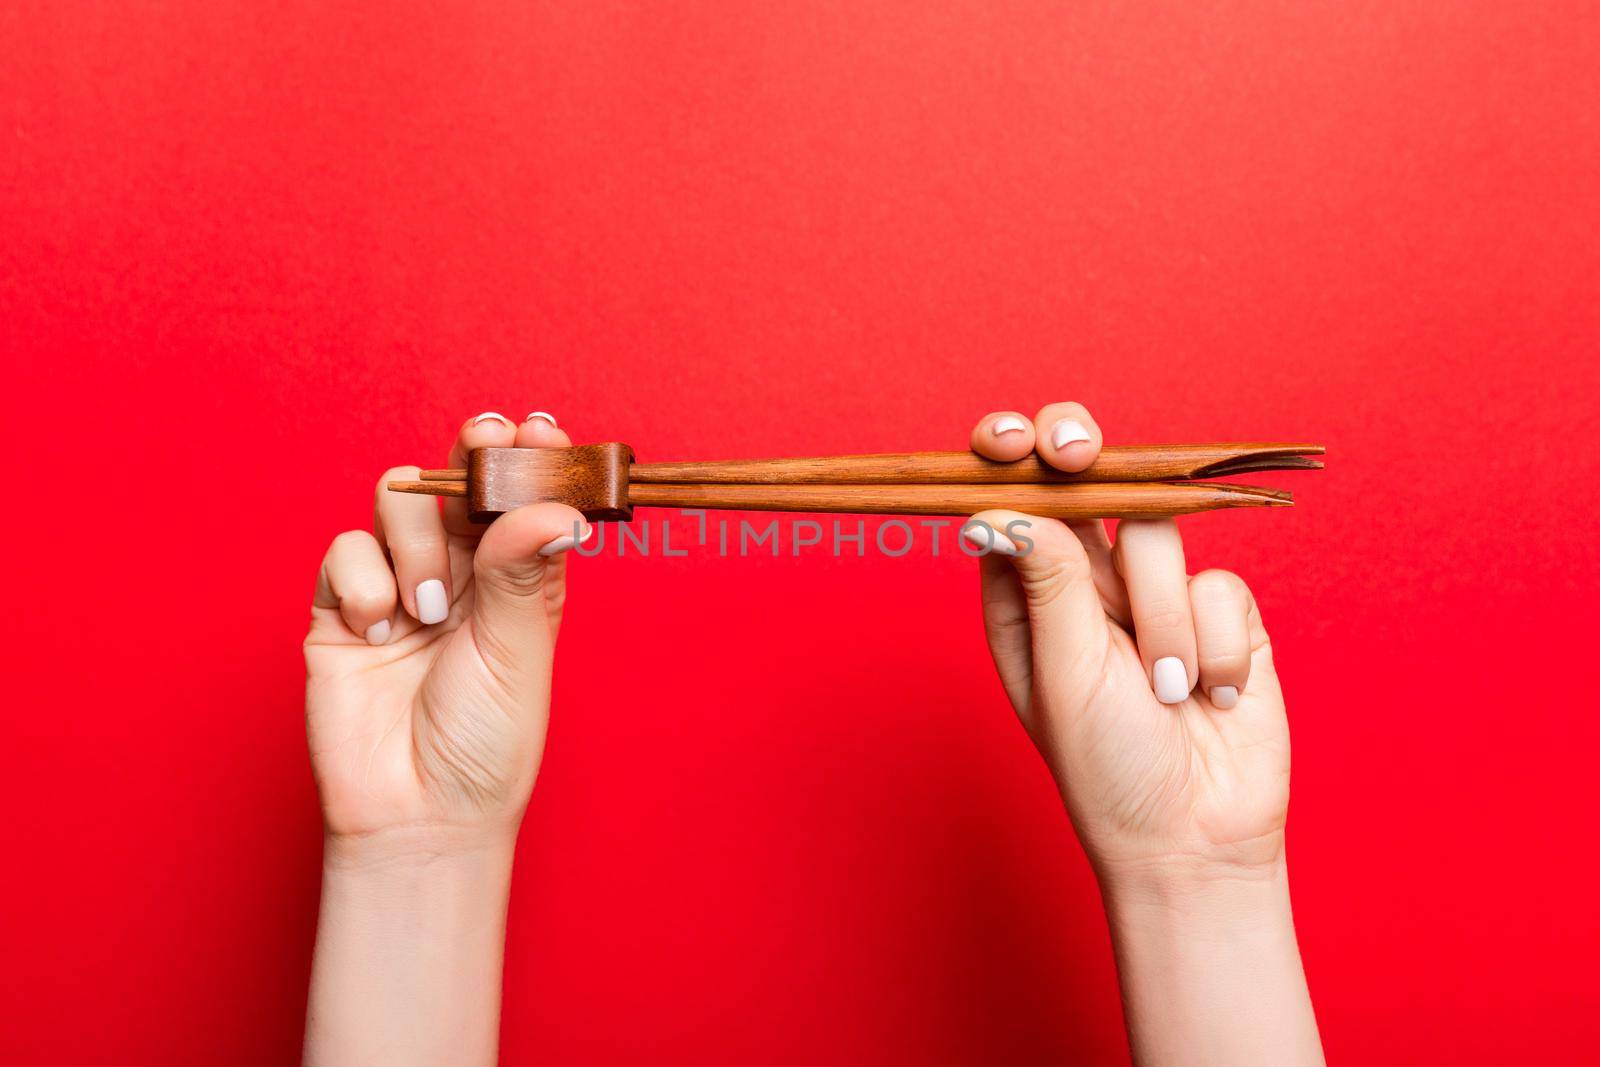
(304, 410, 589, 1066)
(966, 404, 1321, 1066)
(304, 410, 586, 849)
(965, 402, 1290, 881)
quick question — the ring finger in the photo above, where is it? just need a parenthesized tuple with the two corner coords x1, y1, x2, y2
(1113, 519, 1198, 704)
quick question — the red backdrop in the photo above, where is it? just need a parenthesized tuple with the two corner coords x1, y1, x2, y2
(4, 2, 1598, 1063)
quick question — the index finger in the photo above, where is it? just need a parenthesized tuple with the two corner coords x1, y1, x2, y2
(443, 413, 520, 535)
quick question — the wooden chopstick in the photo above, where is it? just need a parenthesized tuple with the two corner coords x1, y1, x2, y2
(626, 481, 1291, 519)
(388, 479, 467, 496)
(414, 443, 1323, 486)
(388, 442, 1321, 521)
(630, 443, 1323, 484)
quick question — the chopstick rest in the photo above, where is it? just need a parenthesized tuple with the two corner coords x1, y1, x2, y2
(386, 442, 1324, 523)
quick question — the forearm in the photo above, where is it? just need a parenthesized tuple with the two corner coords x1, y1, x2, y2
(1099, 858, 1323, 1067)
(304, 827, 517, 1067)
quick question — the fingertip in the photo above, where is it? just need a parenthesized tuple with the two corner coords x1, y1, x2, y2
(960, 520, 1019, 556)
(480, 501, 589, 561)
(964, 510, 1084, 570)
(538, 527, 592, 556)
(1153, 656, 1192, 704)
(376, 463, 422, 500)
(970, 411, 1036, 461)
(441, 417, 518, 535)
(1032, 402, 1103, 473)
(515, 412, 573, 449)
(456, 411, 519, 453)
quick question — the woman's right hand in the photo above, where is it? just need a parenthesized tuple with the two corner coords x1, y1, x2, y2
(963, 403, 1292, 882)
(965, 403, 1322, 1067)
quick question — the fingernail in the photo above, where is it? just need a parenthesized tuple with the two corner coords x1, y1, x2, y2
(1050, 419, 1092, 450)
(962, 524, 1018, 556)
(579, 523, 596, 543)
(415, 579, 449, 624)
(472, 412, 511, 427)
(525, 411, 558, 427)
(539, 535, 577, 556)
(1209, 685, 1239, 710)
(364, 619, 391, 646)
(992, 415, 1028, 436)
(1153, 657, 1190, 704)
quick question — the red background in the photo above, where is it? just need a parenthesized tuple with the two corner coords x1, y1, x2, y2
(4, 2, 1598, 1063)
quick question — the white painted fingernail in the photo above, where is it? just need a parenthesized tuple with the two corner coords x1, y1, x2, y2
(1209, 685, 1239, 709)
(1050, 419, 1092, 450)
(1153, 657, 1190, 704)
(472, 412, 511, 427)
(524, 411, 558, 427)
(539, 535, 577, 556)
(962, 524, 1018, 556)
(579, 523, 596, 543)
(415, 579, 449, 624)
(364, 619, 391, 646)
(992, 415, 1028, 436)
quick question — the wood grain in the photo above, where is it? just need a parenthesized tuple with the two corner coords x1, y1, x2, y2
(468, 443, 634, 522)
(631, 444, 1323, 485)
(627, 481, 1291, 519)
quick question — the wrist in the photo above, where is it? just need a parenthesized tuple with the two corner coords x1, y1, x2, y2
(1094, 835, 1287, 903)
(322, 820, 521, 875)
(1085, 820, 1287, 895)
(1098, 851, 1293, 943)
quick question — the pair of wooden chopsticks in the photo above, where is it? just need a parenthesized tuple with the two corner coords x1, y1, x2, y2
(388, 442, 1324, 521)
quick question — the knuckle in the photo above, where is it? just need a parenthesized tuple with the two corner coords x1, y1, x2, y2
(389, 534, 446, 557)
(1191, 568, 1246, 595)
(343, 589, 392, 615)
(1190, 570, 1253, 619)
(483, 563, 546, 598)
(330, 529, 374, 553)
(1250, 605, 1270, 641)
(1135, 602, 1189, 633)
(1017, 555, 1089, 609)
(1198, 650, 1246, 672)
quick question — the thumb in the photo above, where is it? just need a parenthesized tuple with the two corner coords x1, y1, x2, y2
(469, 502, 589, 670)
(966, 510, 1110, 709)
